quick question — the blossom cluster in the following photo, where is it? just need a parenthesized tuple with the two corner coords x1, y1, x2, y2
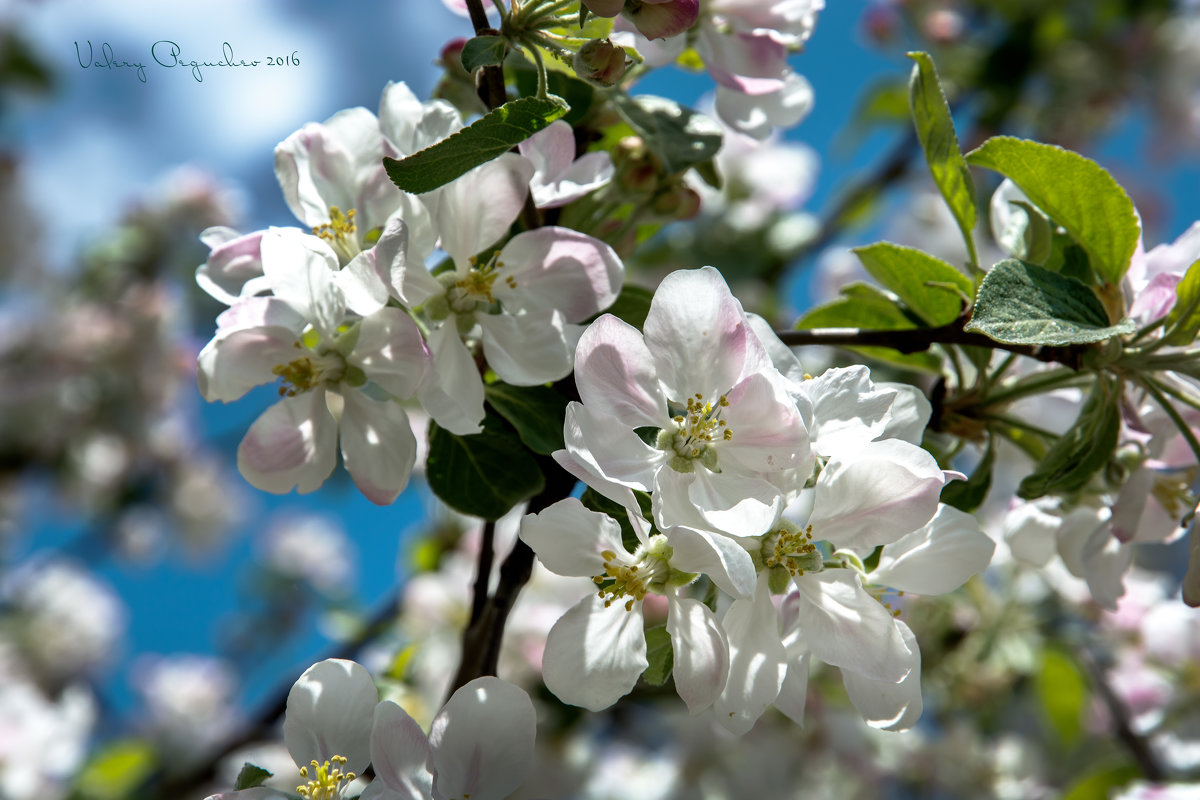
(196, 83, 624, 503)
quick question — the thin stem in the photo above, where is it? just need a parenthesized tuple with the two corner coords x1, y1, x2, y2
(946, 344, 967, 390)
(1077, 647, 1167, 781)
(982, 367, 1090, 407)
(526, 40, 550, 99)
(977, 412, 1061, 440)
(470, 520, 497, 625)
(1140, 375, 1200, 467)
(984, 352, 1018, 392)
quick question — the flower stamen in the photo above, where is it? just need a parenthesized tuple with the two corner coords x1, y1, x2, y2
(297, 755, 356, 800)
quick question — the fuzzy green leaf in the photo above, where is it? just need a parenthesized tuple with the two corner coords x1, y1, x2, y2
(796, 283, 941, 372)
(854, 242, 974, 326)
(966, 259, 1135, 346)
(383, 96, 568, 194)
(484, 382, 569, 455)
(966, 137, 1139, 284)
(426, 413, 545, 520)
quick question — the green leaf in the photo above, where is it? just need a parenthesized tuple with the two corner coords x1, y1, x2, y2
(1035, 647, 1088, 745)
(1060, 763, 1140, 800)
(426, 413, 545, 520)
(460, 35, 507, 73)
(941, 440, 995, 512)
(612, 93, 722, 174)
(907, 52, 978, 265)
(853, 242, 974, 326)
(966, 137, 1139, 285)
(383, 96, 568, 194)
(966, 259, 1136, 346)
(73, 740, 157, 800)
(598, 284, 655, 330)
(1164, 258, 1200, 346)
(484, 382, 569, 455)
(796, 283, 941, 372)
(642, 624, 674, 686)
(235, 763, 274, 791)
(580, 487, 652, 553)
(994, 199, 1053, 265)
(1018, 375, 1120, 499)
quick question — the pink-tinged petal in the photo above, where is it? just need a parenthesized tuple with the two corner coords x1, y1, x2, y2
(378, 80, 464, 155)
(791, 570, 912, 682)
(563, 402, 662, 490)
(275, 110, 382, 228)
(368, 701, 433, 800)
(196, 227, 265, 305)
(417, 324, 486, 436)
(260, 229, 345, 336)
(282, 658, 377, 774)
(338, 252, 390, 317)
(521, 497, 628, 577)
(237, 392, 338, 495)
(666, 595, 729, 713)
(533, 151, 615, 208)
(643, 267, 768, 400)
(215, 295, 307, 336)
(611, 17, 687, 66)
(625, 0, 698, 40)
(808, 438, 945, 550)
(339, 391, 417, 505)
(375, 218, 443, 307)
(197, 325, 300, 403)
(496, 227, 624, 322)
(583, 0, 624, 16)
(747, 312, 806, 384)
(575, 315, 668, 429)
(479, 310, 577, 386)
(719, 371, 812, 474)
(773, 651, 811, 726)
(715, 72, 814, 140)
(871, 505, 995, 595)
(1130, 271, 1182, 321)
(422, 153, 534, 267)
(714, 577, 786, 734)
(698, 27, 788, 95)
(429, 677, 536, 800)
(542, 594, 648, 711)
(840, 620, 923, 731)
(517, 120, 575, 188)
(348, 308, 430, 399)
(666, 525, 757, 597)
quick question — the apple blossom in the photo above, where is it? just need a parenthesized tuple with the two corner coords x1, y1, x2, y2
(518, 120, 615, 208)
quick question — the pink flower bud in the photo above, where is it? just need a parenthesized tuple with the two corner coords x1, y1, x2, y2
(573, 38, 628, 87)
(623, 0, 698, 40)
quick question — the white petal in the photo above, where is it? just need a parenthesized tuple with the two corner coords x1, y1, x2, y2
(377, 218, 443, 307)
(518, 120, 575, 188)
(338, 251, 391, 317)
(348, 308, 430, 399)
(417, 324, 486, 436)
(871, 505, 995, 595)
(801, 366, 899, 456)
(808, 439, 945, 550)
(520, 497, 628, 577)
(664, 468, 781, 539)
(196, 227, 265, 305)
(532, 151, 615, 208)
(666, 525, 757, 598)
(478, 310, 576, 385)
(237, 392, 338, 495)
(429, 677, 536, 800)
(339, 391, 417, 505)
(1003, 500, 1060, 566)
(714, 577, 787, 734)
(282, 658, 377, 774)
(791, 570, 912, 683)
(495, 227, 623, 322)
(368, 701, 433, 800)
(260, 229, 345, 335)
(877, 381, 932, 444)
(196, 324, 299, 403)
(542, 594, 648, 711)
(773, 651, 811, 726)
(562, 402, 661, 490)
(841, 620, 923, 731)
(575, 315, 669, 429)
(643, 267, 768, 400)
(747, 312, 806, 384)
(423, 153, 534, 267)
(718, 371, 812, 474)
(667, 595, 729, 713)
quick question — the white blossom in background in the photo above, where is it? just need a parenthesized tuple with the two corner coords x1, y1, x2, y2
(0, 675, 95, 800)
(133, 654, 240, 761)
(1, 559, 126, 683)
(261, 514, 355, 594)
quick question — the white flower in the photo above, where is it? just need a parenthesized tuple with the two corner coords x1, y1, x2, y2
(197, 229, 429, 503)
(520, 497, 729, 713)
(517, 120, 614, 209)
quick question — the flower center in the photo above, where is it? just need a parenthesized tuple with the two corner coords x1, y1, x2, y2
(296, 755, 356, 800)
(656, 393, 733, 473)
(272, 343, 347, 396)
(762, 524, 823, 578)
(312, 206, 359, 266)
(591, 537, 676, 612)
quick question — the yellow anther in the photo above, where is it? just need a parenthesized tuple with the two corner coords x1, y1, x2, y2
(296, 755, 355, 800)
(312, 207, 358, 243)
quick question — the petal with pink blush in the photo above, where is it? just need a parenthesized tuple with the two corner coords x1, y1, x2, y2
(575, 315, 668, 429)
(237, 392, 338, 495)
(339, 391, 417, 505)
(497, 227, 624, 321)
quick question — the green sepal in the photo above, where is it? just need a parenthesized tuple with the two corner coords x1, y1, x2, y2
(235, 763, 274, 791)
(1164, 258, 1200, 346)
(1017, 375, 1120, 499)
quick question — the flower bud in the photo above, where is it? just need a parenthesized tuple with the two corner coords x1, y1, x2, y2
(622, 0, 698, 40)
(573, 38, 628, 87)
